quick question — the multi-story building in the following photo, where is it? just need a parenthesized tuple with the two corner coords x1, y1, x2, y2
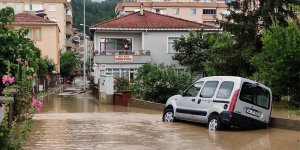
(0, 0, 74, 51)
(115, 0, 228, 26)
(12, 13, 61, 73)
(90, 9, 219, 82)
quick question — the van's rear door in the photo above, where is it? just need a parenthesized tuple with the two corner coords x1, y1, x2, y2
(234, 82, 272, 124)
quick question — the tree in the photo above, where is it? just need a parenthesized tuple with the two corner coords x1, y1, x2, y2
(60, 51, 80, 77)
(172, 30, 209, 75)
(0, 7, 44, 149)
(131, 64, 193, 103)
(0, 7, 41, 86)
(218, 0, 300, 77)
(71, 0, 120, 33)
(173, 31, 244, 76)
(251, 22, 300, 107)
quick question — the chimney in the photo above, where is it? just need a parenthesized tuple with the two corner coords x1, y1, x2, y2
(140, 3, 144, 16)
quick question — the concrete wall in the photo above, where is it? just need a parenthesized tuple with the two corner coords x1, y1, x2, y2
(128, 98, 300, 131)
(128, 98, 165, 111)
(144, 31, 189, 67)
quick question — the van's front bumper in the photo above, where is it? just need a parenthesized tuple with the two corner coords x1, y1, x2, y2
(219, 111, 268, 129)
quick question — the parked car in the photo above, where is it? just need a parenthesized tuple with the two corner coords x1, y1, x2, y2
(162, 76, 272, 130)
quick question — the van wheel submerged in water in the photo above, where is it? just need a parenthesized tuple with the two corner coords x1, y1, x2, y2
(208, 114, 222, 131)
(162, 108, 176, 122)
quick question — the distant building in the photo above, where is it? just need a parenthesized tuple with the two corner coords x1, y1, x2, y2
(0, 0, 74, 51)
(115, 0, 229, 26)
(12, 13, 60, 73)
(90, 9, 220, 82)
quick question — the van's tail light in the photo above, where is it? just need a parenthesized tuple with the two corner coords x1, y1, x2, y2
(229, 89, 239, 112)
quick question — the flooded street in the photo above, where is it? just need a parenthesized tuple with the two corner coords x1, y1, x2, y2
(23, 87, 300, 150)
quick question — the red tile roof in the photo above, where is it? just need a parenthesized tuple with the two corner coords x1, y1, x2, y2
(91, 10, 215, 30)
(14, 13, 56, 24)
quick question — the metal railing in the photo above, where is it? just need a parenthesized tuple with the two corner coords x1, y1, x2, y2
(96, 50, 151, 56)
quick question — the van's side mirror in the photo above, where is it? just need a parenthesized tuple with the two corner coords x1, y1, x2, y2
(178, 90, 184, 95)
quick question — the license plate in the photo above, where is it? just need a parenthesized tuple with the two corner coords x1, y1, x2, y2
(246, 108, 260, 117)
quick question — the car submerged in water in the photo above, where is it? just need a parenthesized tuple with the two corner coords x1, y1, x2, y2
(162, 76, 272, 130)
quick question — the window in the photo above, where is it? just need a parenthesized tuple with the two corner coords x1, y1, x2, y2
(190, 8, 197, 15)
(35, 28, 41, 41)
(183, 81, 204, 97)
(153, 8, 166, 15)
(200, 81, 219, 98)
(168, 37, 179, 53)
(48, 4, 56, 12)
(203, 9, 216, 14)
(13, 3, 22, 12)
(216, 81, 234, 99)
(26, 28, 41, 41)
(25, 3, 43, 11)
(239, 82, 270, 109)
(28, 29, 33, 40)
(100, 38, 132, 54)
(173, 8, 179, 15)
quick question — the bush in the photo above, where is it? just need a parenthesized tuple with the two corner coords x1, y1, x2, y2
(131, 64, 193, 104)
(114, 77, 130, 93)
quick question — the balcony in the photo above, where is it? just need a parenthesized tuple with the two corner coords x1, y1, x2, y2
(94, 50, 151, 64)
(66, 40, 74, 48)
(66, 15, 72, 24)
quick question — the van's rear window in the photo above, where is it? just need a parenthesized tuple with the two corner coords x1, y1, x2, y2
(239, 82, 270, 109)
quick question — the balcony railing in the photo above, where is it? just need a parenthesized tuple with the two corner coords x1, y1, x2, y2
(96, 50, 150, 56)
(94, 50, 151, 64)
(122, 0, 218, 2)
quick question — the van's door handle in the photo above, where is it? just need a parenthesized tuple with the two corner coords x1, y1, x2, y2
(191, 99, 195, 102)
(197, 99, 201, 104)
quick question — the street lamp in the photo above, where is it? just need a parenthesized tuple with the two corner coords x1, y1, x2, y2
(83, 0, 86, 91)
(80, 24, 92, 76)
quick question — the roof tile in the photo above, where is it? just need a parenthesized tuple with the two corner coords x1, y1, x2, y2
(15, 13, 56, 24)
(91, 10, 214, 29)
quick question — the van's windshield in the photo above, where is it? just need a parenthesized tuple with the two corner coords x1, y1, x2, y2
(239, 82, 271, 109)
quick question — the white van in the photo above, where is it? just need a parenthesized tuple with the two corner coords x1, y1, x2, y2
(162, 76, 272, 130)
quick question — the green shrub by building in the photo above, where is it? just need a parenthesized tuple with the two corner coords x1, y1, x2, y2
(131, 64, 193, 104)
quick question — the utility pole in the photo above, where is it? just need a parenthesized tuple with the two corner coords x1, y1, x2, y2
(83, 0, 86, 91)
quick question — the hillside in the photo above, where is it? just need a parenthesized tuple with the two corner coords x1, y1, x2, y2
(71, 0, 121, 30)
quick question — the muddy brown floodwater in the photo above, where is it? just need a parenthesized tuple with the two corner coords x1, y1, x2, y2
(23, 88, 300, 150)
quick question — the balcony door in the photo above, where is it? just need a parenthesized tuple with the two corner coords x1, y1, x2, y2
(100, 38, 132, 55)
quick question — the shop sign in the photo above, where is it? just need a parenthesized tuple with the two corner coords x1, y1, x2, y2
(115, 55, 133, 62)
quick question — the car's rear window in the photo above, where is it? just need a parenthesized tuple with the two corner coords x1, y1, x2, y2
(239, 82, 270, 109)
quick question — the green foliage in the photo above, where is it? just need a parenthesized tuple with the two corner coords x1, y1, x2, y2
(131, 64, 193, 104)
(216, 0, 300, 77)
(60, 51, 80, 77)
(0, 7, 41, 81)
(173, 31, 251, 76)
(114, 77, 130, 93)
(251, 23, 300, 105)
(44, 56, 56, 74)
(172, 30, 209, 74)
(72, 0, 120, 33)
(0, 7, 43, 149)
